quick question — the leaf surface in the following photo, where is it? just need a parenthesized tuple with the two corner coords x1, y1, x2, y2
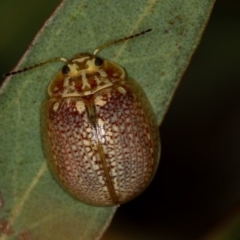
(0, 0, 215, 239)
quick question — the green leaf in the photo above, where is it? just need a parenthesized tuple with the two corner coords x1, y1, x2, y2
(0, 0, 215, 239)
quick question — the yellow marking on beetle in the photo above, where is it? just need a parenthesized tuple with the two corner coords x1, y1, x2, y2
(117, 86, 126, 94)
(53, 102, 60, 112)
(98, 118, 104, 127)
(67, 63, 79, 75)
(81, 71, 91, 90)
(95, 96, 107, 106)
(62, 76, 78, 97)
(86, 59, 108, 78)
(72, 56, 90, 63)
(76, 100, 85, 114)
(86, 58, 98, 70)
(83, 139, 91, 146)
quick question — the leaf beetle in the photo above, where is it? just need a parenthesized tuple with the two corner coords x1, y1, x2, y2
(4, 29, 160, 206)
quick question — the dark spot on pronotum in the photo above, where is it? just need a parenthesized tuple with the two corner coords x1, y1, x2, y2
(95, 57, 104, 66)
(62, 65, 70, 74)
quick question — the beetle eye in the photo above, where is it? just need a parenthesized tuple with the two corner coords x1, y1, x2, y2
(62, 65, 70, 74)
(94, 57, 103, 67)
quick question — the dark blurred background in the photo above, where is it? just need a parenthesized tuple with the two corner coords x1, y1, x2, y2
(1, 1, 240, 239)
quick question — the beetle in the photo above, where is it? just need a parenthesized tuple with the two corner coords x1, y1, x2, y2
(4, 29, 160, 206)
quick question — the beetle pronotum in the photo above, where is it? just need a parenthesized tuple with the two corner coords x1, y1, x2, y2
(4, 29, 160, 206)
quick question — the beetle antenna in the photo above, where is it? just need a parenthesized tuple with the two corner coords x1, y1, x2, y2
(93, 28, 152, 55)
(3, 57, 69, 77)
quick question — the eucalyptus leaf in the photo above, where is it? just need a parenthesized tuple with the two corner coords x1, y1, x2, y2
(0, 0, 215, 239)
